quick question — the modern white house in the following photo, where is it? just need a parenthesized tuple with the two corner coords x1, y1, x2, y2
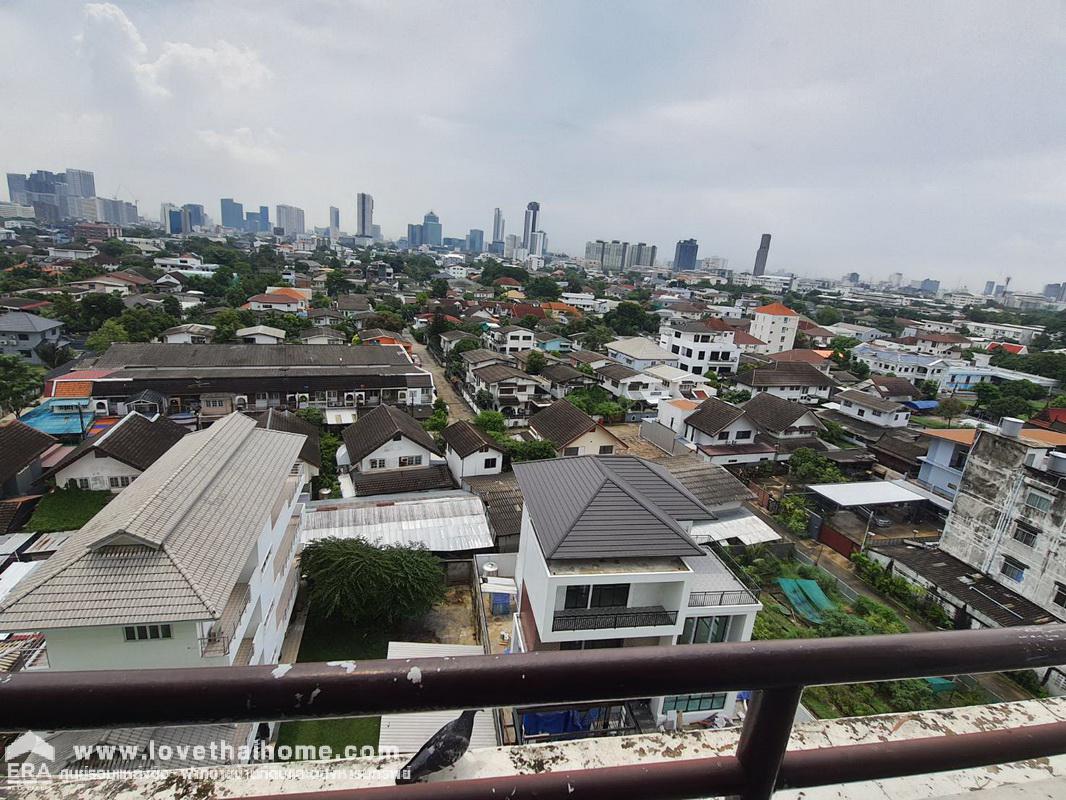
(512, 456, 761, 735)
(158, 324, 216, 344)
(658, 318, 740, 376)
(235, 325, 286, 345)
(528, 399, 627, 457)
(735, 362, 836, 404)
(834, 390, 910, 428)
(0, 412, 308, 754)
(245, 294, 302, 314)
(643, 364, 714, 400)
(468, 364, 550, 427)
(748, 302, 799, 354)
(439, 329, 479, 356)
(595, 363, 670, 409)
(441, 420, 505, 482)
(47, 412, 188, 492)
(483, 325, 536, 355)
(914, 429, 974, 501)
(298, 326, 347, 345)
(606, 337, 680, 371)
(679, 397, 770, 466)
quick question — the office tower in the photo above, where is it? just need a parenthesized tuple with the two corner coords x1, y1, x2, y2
(276, 205, 306, 235)
(603, 240, 629, 272)
(182, 204, 205, 229)
(26, 171, 58, 195)
(673, 239, 698, 272)
(422, 210, 442, 247)
(245, 211, 263, 230)
(888, 272, 903, 288)
(259, 206, 269, 230)
(522, 202, 540, 248)
(504, 234, 518, 258)
(357, 193, 374, 237)
(220, 198, 244, 229)
(983, 281, 996, 296)
(492, 208, 505, 243)
(65, 169, 95, 198)
(96, 197, 138, 226)
(528, 231, 546, 257)
(6, 174, 27, 204)
(162, 204, 190, 235)
(919, 278, 940, 295)
(407, 223, 424, 247)
(371, 224, 382, 241)
(844, 272, 860, 284)
(752, 234, 771, 276)
(466, 228, 484, 254)
(329, 206, 340, 230)
(629, 242, 657, 267)
(585, 240, 606, 263)
(1044, 284, 1063, 300)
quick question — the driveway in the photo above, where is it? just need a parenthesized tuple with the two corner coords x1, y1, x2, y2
(408, 337, 475, 422)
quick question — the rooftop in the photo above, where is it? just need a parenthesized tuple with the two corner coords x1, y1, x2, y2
(0, 420, 56, 485)
(754, 301, 798, 316)
(683, 396, 747, 436)
(341, 404, 440, 465)
(742, 392, 821, 433)
(0, 310, 63, 333)
(44, 412, 187, 477)
(441, 420, 503, 458)
(606, 336, 675, 360)
(93, 342, 412, 370)
(528, 399, 603, 449)
(835, 388, 906, 413)
(736, 361, 836, 388)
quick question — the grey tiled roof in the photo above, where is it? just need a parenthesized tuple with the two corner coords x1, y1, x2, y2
(45, 412, 187, 476)
(539, 363, 586, 384)
(245, 408, 322, 468)
(742, 393, 823, 434)
(595, 362, 640, 381)
(513, 456, 710, 560)
(0, 311, 63, 333)
(683, 397, 747, 436)
(528, 399, 597, 449)
(93, 342, 411, 369)
(465, 473, 523, 545)
(441, 420, 502, 458)
(656, 453, 755, 507)
(736, 362, 836, 388)
(351, 464, 455, 496)
(341, 404, 440, 465)
(0, 413, 306, 631)
(460, 347, 508, 364)
(836, 389, 905, 413)
(0, 421, 56, 484)
(472, 364, 533, 384)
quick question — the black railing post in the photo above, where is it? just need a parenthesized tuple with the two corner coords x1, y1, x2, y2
(735, 685, 803, 800)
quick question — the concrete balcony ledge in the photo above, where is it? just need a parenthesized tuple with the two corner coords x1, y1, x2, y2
(11, 698, 1066, 799)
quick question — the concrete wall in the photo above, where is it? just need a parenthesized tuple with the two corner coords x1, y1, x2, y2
(55, 454, 141, 492)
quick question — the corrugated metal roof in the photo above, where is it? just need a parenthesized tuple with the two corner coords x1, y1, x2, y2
(299, 496, 493, 552)
(689, 508, 781, 546)
(808, 480, 925, 507)
(380, 641, 498, 754)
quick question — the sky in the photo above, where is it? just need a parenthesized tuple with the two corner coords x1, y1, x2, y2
(2, 1, 1065, 290)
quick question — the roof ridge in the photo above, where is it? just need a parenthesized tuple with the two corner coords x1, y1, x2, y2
(545, 463, 610, 558)
(591, 460, 696, 542)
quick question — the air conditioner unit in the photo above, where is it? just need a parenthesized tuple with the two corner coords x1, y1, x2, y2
(296, 393, 310, 403)
(234, 395, 248, 407)
(286, 393, 297, 404)
(344, 391, 364, 405)
(397, 390, 408, 403)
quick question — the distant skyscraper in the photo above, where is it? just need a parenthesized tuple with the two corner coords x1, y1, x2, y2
(276, 205, 306, 235)
(466, 228, 484, 253)
(752, 234, 771, 276)
(492, 208, 505, 243)
(245, 211, 261, 230)
(984, 280, 996, 296)
(504, 234, 518, 259)
(673, 239, 698, 272)
(161, 204, 190, 235)
(220, 198, 244, 229)
(6, 173, 27, 204)
(407, 223, 424, 247)
(182, 204, 205, 229)
(64, 169, 95, 198)
(422, 210, 442, 247)
(371, 224, 381, 240)
(522, 202, 539, 248)
(357, 193, 374, 237)
(329, 206, 340, 230)
(528, 231, 545, 257)
(629, 242, 657, 267)
(919, 278, 940, 295)
(259, 206, 269, 230)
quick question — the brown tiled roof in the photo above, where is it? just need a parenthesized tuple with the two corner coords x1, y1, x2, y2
(766, 349, 828, 365)
(0, 421, 56, 485)
(683, 397, 747, 436)
(656, 453, 755, 506)
(350, 464, 455, 496)
(45, 412, 188, 477)
(245, 408, 321, 468)
(870, 376, 920, 398)
(736, 362, 836, 388)
(465, 473, 523, 544)
(595, 363, 640, 381)
(441, 421, 502, 458)
(472, 364, 532, 384)
(742, 393, 822, 434)
(528, 399, 599, 449)
(341, 405, 440, 465)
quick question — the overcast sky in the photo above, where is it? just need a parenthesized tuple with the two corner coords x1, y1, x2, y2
(3, 1, 1064, 290)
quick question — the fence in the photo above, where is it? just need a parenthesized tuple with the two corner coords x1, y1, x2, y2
(747, 481, 775, 510)
(638, 419, 691, 455)
(792, 549, 861, 604)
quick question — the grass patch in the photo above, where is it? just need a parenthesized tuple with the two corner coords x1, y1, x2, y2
(26, 488, 112, 532)
(275, 611, 390, 757)
(910, 416, 954, 429)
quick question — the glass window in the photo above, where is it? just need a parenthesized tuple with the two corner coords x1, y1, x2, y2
(735, 430, 752, 440)
(484, 458, 497, 469)
(680, 615, 730, 644)
(399, 455, 423, 467)
(1026, 492, 1052, 513)
(1054, 584, 1066, 609)
(564, 585, 590, 610)
(591, 584, 629, 608)
(662, 693, 727, 712)
(368, 458, 386, 470)
(1013, 522, 1038, 547)
(598, 445, 614, 454)
(1001, 555, 1027, 583)
(563, 447, 580, 456)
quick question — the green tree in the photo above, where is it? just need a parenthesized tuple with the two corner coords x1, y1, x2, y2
(474, 410, 506, 434)
(33, 341, 73, 369)
(0, 355, 43, 417)
(525, 276, 561, 301)
(602, 302, 656, 336)
(917, 380, 941, 400)
(295, 408, 325, 428)
(986, 395, 1032, 419)
(422, 409, 449, 432)
(117, 307, 177, 342)
(161, 295, 182, 319)
(524, 350, 547, 375)
(815, 307, 842, 326)
(86, 319, 130, 352)
(936, 397, 965, 424)
(475, 389, 495, 410)
(300, 538, 446, 629)
(788, 448, 846, 484)
(972, 382, 1000, 409)
(79, 293, 126, 331)
(509, 440, 556, 462)
(430, 278, 450, 299)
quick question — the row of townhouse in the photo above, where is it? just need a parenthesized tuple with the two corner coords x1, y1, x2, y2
(852, 343, 1059, 392)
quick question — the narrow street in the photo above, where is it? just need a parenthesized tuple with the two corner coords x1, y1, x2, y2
(408, 337, 475, 422)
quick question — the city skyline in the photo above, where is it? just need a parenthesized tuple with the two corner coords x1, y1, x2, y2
(1, 2, 1064, 287)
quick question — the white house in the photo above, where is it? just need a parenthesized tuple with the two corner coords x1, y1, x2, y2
(595, 363, 670, 409)
(235, 325, 286, 345)
(439, 329, 479, 356)
(66, 276, 133, 296)
(658, 318, 740, 376)
(512, 456, 761, 733)
(735, 362, 836, 404)
(246, 293, 302, 314)
(468, 364, 550, 427)
(441, 420, 505, 482)
(0, 412, 308, 756)
(748, 302, 799, 354)
(681, 397, 761, 451)
(606, 337, 680, 371)
(48, 412, 188, 492)
(159, 324, 216, 344)
(528, 399, 627, 456)
(483, 325, 535, 355)
(337, 404, 444, 475)
(298, 326, 347, 345)
(560, 292, 597, 312)
(834, 389, 910, 429)
(641, 364, 714, 400)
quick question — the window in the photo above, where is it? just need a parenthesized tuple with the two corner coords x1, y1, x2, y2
(662, 693, 726, 713)
(857, 409, 866, 417)
(77, 478, 90, 490)
(1000, 555, 1027, 583)
(399, 455, 423, 467)
(564, 585, 590, 610)
(123, 624, 172, 642)
(1053, 583, 1066, 610)
(598, 445, 614, 454)
(735, 430, 752, 440)
(717, 431, 730, 441)
(368, 458, 386, 470)
(204, 399, 225, 409)
(679, 615, 730, 644)
(561, 639, 623, 650)
(1025, 491, 1053, 513)
(392, 432, 403, 441)
(484, 457, 497, 469)
(108, 476, 132, 489)
(1013, 522, 1038, 548)
(563, 446, 580, 456)
(590, 583, 629, 608)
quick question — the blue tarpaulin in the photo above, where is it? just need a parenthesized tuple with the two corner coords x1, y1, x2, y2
(903, 400, 940, 411)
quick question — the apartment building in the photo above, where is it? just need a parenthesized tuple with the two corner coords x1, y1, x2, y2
(606, 337, 679, 371)
(957, 320, 1044, 345)
(468, 364, 551, 426)
(483, 325, 536, 355)
(0, 412, 308, 752)
(658, 318, 740, 376)
(748, 302, 799, 354)
(512, 456, 761, 735)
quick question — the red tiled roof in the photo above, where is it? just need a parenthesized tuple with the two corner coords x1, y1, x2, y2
(247, 293, 297, 303)
(766, 349, 829, 365)
(988, 341, 1026, 355)
(754, 301, 798, 316)
(53, 381, 93, 398)
(734, 330, 766, 345)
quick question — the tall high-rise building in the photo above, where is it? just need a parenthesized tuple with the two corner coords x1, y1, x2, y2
(259, 206, 270, 230)
(64, 169, 96, 198)
(528, 231, 545, 257)
(422, 210, 442, 247)
(161, 204, 190, 235)
(983, 280, 996, 296)
(673, 239, 698, 272)
(182, 204, 205, 229)
(407, 223, 424, 248)
(752, 234, 771, 276)
(6, 174, 27, 204)
(329, 206, 340, 230)
(466, 228, 484, 254)
(276, 205, 306, 235)
(357, 193, 374, 237)
(220, 198, 244, 229)
(629, 242, 657, 267)
(522, 202, 539, 248)
(492, 208, 505, 243)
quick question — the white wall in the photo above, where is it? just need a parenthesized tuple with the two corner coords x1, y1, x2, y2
(357, 437, 438, 472)
(445, 445, 503, 481)
(43, 621, 204, 671)
(557, 427, 621, 456)
(55, 454, 141, 493)
(684, 416, 760, 447)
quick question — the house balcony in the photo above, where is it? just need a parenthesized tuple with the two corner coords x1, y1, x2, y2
(688, 589, 760, 608)
(551, 605, 678, 632)
(199, 582, 251, 658)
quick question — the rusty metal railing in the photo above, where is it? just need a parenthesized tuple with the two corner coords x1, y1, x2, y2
(2, 625, 1066, 799)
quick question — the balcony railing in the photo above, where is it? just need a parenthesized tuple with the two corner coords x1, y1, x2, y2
(688, 589, 760, 608)
(552, 605, 678, 631)
(198, 582, 251, 657)
(3, 626, 1066, 799)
